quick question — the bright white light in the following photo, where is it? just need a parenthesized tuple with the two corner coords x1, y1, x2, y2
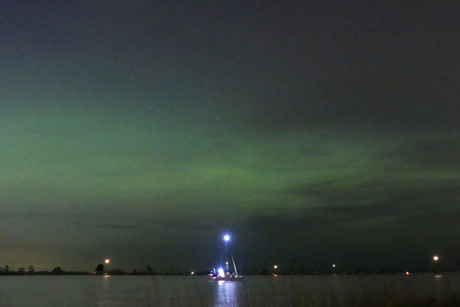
(105, 259, 110, 264)
(433, 256, 439, 261)
(218, 268, 225, 278)
(191, 272, 195, 275)
(274, 265, 278, 269)
(332, 264, 336, 268)
(224, 235, 230, 241)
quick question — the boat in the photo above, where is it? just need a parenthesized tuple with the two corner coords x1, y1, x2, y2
(210, 234, 243, 281)
(210, 254, 243, 280)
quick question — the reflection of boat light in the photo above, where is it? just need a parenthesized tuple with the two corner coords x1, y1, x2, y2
(214, 279, 239, 306)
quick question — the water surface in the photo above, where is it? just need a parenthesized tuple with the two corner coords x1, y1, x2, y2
(1, 274, 459, 306)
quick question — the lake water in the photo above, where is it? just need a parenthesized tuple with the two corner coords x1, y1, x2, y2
(1, 274, 459, 306)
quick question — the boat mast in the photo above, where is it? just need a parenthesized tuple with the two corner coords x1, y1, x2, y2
(223, 234, 230, 270)
(231, 253, 239, 276)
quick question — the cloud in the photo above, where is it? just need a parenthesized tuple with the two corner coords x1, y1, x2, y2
(398, 137, 460, 169)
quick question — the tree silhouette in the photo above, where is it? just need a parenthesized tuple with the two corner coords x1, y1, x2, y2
(95, 264, 105, 271)
(52, 266, 64, 274)
(146, 265, 153, 273)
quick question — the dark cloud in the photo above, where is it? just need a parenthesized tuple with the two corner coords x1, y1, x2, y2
(224, 1, 460, 133)
(398, 138, 460, 169)
(239, 183, 460, 270)
(92, 224, 145, 230)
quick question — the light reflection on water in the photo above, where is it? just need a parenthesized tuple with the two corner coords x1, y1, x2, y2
(0, 274, 460, 306)
(214, 280, 239, 307)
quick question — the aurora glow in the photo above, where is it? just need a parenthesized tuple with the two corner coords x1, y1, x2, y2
(0, 0, 458, 273)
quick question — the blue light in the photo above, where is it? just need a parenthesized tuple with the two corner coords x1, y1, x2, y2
(224, 235, 230, 241)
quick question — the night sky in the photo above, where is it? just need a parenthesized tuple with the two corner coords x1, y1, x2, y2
(1, 0, 459, 273)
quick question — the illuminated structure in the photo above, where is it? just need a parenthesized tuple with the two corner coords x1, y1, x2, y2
(210, 234, 243, 281)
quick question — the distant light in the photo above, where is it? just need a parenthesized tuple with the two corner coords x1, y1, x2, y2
(406, 271, 410, 275)
(191, 272, 195, 275)
(218, 268, 225, 278)
(105, 259, 110, 264)
(224, 235, 230, 241)
(332, 264, 336, 268)
(433, 256, 439, 261)
(274, 265, 278, 269)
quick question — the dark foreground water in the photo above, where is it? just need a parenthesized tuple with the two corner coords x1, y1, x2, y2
(1, 274, 460, 306)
